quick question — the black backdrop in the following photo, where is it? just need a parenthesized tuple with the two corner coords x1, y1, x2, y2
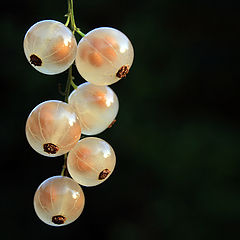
(1, 0, 239, 239)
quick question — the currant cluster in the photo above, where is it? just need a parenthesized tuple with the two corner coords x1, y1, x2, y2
(24, 3, 134, 227)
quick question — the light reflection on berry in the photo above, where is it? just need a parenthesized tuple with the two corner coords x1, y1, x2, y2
(34, 176, 85, 226)
(75, 27, 134, 85)
(23, 20, 77, 75)
(68, 82, 118, 135)
(67, 137, 116, 186)
(25, 100, 81, 157)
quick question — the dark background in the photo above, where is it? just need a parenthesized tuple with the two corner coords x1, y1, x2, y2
(1, 0, 239, 239)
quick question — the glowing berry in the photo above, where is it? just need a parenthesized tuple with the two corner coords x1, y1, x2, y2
(68, 82, 119, 135)
(23, 20, 77, 75)
(75, 27, 134, 85)
(25, 100, 81, 157)
(34, 176, 85, 226)
(67, 137, 116, 186)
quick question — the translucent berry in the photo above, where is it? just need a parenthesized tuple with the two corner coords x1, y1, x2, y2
(68, 82, 119, 135)
(34, 176, 85, 226)
(23, 20, 77, 75)
(25, 100, 81, 157)
(67, 137, 116, 186)
(75, 27, 134, 85)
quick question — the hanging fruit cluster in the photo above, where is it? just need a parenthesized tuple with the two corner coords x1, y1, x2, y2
(24, 0, 134, 227)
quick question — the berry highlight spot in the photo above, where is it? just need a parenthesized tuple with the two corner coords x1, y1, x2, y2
(52, 215, 66, 225)
(98, 169, 111, 180)
(43, 143, 59, 154)
(116, 65, 129, 78)
(30, 54, 42, 66)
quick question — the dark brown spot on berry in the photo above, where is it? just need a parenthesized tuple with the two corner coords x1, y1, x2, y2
(30, 54, 42, 66)
(116, 65, 129, 78)
(108, 119, 116, 128)
(52, 215, 66, 225)
(98, 169, 111, 180)
(43, 143, 59, 154)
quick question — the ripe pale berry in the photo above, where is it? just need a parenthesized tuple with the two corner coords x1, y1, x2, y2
(34, 176, 85, 226)
(25, 100, 81, 157)
(23, 20, 77, 75)
(68, 82, 119, 135)
(67, 137, 116, 186)
(75, 27, 134, 85)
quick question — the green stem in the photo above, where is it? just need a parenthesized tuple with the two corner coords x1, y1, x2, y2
(71, 79, 78, 89)
(61, 0, 85, 176)
(65, 0, 85, 37)
(75, 28, 85, 38)
(61, 154, 68, 176)
(64, 0, 70, 26)
(64, 0, 85, 103)
(64, 65, 72, 103)
(69, 0, 75, 31)
(61, 65, 71, 176)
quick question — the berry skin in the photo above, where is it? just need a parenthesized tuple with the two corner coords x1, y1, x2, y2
(75, 27, 134, 85)
(67, 137, 116, 186)
(25, 100, 81, 157)
(33, 176, 85, 226)
(68, 82, 119, 135)
(23, 20, 77, 75)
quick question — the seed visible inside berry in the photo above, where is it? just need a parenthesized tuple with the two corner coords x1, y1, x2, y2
(75, 27, 134, 85)
(25, 100, 81, 157)
(43, 143, 59, 154)
(98, 169, 111, 180)
(52, 215, 66, 225)
(68, 82, 118, 135)
(23, 20, 77, 75)
(34, 176, 85, 227)
(67, 137, 116, 186)
(30, 54, 42, 66)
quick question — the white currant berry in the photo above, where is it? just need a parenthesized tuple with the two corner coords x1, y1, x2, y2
(75, 27, 134, 85)
(25, 100, 81, 157)
(68, 82, 119, 135)
(23, 20, 77, 75)
(67, 137, 116, 186)
(34, 176, 85, 226)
